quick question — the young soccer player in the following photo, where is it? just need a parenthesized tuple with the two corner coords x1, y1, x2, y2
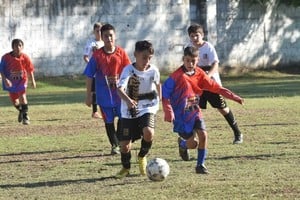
(187, 23, 244, 145)
(83, 22, 104, 119)
(162, 46, 243, 174)
(115, 40, 161, 178)
(0, 39, 36, 125)
(83, 23, 131, 155)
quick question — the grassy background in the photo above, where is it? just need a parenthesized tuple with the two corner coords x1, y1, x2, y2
(0, 71, 299, 200)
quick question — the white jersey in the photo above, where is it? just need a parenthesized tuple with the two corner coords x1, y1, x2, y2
(186, 41, 222, 85)
(118, 63, 160, 119)
(83, 37, 104, 59)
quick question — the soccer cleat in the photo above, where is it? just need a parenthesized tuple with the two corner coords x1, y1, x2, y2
(195, 164, 209, 174)
(233, 133, 243, 144)
(92, 112, 102, 119)
(138, 156, 147, 175)
(178, 137, 190, 161)
(22, 114, 30, 125)
(111, 146, 120, 155)
(115, 168, 130, 179)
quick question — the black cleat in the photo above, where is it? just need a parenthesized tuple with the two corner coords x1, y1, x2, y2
(178, 137, 190, 161)
(195, 164, 209, 174)
(233, 134, 243, 144)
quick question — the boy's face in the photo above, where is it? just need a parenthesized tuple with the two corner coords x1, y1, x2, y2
(12, 42, 23, 57)
(101, 29, 115, 48)
(183, 55, 199, 72)
(189, 31, 204, 46)
(134, 50, 153, 69)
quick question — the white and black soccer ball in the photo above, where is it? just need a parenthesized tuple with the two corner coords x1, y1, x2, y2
(146, 158, 170, 181)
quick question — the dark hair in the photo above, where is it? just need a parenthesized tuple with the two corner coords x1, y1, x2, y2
(11, 39, 24, 48)
(135, 40, 154, 54)
(93, 22, 103, 30)
(183, 46, 198, 57)
(101, 23, 115, 34)
(187, 23, 204, 36)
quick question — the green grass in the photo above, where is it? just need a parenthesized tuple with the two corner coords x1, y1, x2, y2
(0, 71, 299, 200)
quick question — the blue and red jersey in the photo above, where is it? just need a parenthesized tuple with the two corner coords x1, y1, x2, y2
(0, 52, 34, 92)
(83, 46, 131, 107)
(162, 66, 222, 134)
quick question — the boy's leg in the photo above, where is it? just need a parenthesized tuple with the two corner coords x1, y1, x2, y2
(207, 92, 243, 144)
(195, 129, 209, 174)
(223, 109, 243, 144)
(115, 150, 131, 178)
(91, 78, 101, 118)
(21, 104, 30, 125)
(138, 114, 154, 175)
(104, 123, 120, 154)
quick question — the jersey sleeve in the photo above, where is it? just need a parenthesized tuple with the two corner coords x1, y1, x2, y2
(117, 65, 131, 88)
(83, 57, 97, 78)
(23, 54, 34, 73)
(162, 77, 175, 99)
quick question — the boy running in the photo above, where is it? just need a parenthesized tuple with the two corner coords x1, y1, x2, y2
(83, 23, 131, 155)
(162, 46, 243, 174)
(0, 39, 36, 125)
(115, 40, 161, 178)
(187, 23, 244, 145)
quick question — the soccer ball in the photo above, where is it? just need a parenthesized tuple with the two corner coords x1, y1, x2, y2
(146, 158, 170, 181)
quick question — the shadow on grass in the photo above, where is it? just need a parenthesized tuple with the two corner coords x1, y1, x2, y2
(0, 150, 113, 164)
(0, 176, 116, 188)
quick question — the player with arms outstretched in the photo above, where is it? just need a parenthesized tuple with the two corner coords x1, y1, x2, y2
(162, 46, 243, 174)
(187, 23, 243, 145)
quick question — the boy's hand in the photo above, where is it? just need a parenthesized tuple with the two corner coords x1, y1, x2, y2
(85, 94, 92, 107)
(4, 79, 12, 88)
(162, 98, 174, 122)
(31, 81, 37, 89)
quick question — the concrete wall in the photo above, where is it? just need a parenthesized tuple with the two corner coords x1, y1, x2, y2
(1, 0, 299, 76)
(0, 0, 189, 76)
(215, 0, 300, 68)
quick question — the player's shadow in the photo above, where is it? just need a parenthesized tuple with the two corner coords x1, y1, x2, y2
(0, 176, 116, 189)
(0, 150, 113, 164)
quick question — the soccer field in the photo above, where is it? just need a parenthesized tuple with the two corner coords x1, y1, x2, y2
(0, 71, 299, 200)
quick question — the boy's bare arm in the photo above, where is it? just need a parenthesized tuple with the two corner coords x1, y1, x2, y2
(218, 87, 244, 105)
(85, 77, 93, 107)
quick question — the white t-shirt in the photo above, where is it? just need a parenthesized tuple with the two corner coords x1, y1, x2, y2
(83, 38, 104, 59)
(187, 41, 222, 85)
(118, 63, 160, 119)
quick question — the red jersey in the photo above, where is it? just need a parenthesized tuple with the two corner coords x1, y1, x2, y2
(0, 52, 34, 92)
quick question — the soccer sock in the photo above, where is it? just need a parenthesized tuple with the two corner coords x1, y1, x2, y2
(138, 139, 152, 157)
(21, 104, 28, 116)
(179, 139, 187, 149)
(224, 110, 241, 136)
(121, 152, 131, 169)
(105, 123, 119, 147)
(197, 149, 207, 166)
(92, 93, 97, 113)
(14, 105, 21, 111)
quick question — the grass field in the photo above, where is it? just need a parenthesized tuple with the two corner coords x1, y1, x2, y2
(0, 71, 299, 200)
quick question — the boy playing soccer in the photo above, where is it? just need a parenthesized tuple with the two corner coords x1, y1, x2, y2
(187, 23, 243, 145)
(162, 46, 243, 174)
(115, 40, 161, 178)
(83, 22, 104, 119)
(0, 39, 36, 125)
(83, 23, 131, 155)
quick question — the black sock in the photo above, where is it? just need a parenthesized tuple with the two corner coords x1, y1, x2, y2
(21, 104, 29, 118)
(92, 93, 97, 113)
(14, 105, 21, 111)
(121, 152, 131, 169)
(105, 123, 119, 147)
(224, 110, 241, 136)
(138, 139, 152, 157)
